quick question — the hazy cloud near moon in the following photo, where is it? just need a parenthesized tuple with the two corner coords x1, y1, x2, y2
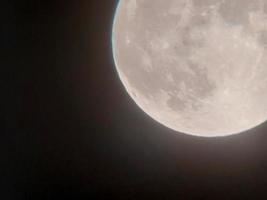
(112, 0, 267, 137)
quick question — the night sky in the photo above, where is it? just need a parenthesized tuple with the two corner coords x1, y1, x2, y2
(3, 0, 267, 199)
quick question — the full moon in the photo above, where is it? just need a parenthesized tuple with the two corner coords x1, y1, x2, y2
(112, 0, 267, 137)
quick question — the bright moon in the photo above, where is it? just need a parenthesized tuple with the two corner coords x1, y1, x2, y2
(112, 0, 267, 137)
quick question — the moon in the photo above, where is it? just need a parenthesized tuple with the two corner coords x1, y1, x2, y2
(112, 0, 267, 137)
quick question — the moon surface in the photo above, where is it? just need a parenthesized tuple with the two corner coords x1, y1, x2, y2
(112, 0, 267, 137)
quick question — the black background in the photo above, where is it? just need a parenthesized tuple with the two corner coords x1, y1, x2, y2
(2, 0, 267, 199)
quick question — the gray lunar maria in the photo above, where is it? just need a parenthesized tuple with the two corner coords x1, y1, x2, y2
(112, 0, 267, 137)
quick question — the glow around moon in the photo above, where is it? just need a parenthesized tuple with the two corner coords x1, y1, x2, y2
(112, 0, 267, 137)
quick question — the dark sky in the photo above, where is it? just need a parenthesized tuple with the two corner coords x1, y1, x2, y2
(2, 0, 267, 199)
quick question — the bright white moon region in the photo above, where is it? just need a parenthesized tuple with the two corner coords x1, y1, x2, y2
(112, 0, 267, 137)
